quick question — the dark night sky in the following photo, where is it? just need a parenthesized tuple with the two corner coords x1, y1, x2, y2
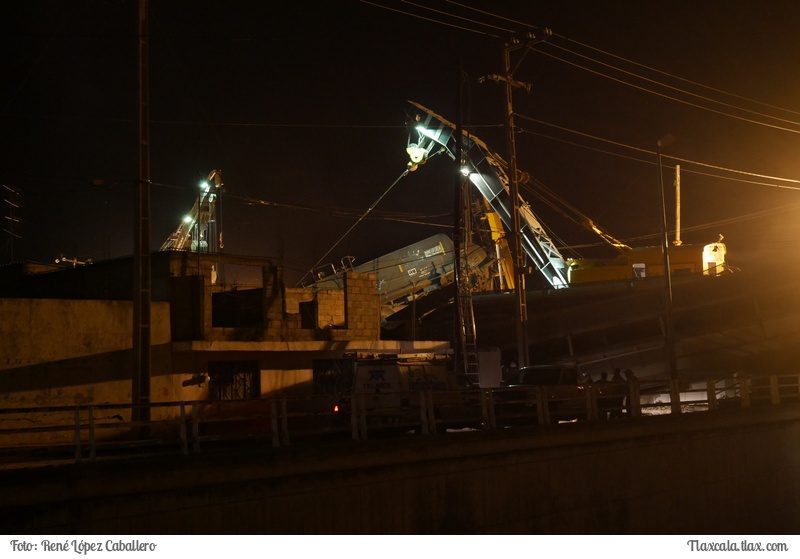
(4, 0, 800, 287)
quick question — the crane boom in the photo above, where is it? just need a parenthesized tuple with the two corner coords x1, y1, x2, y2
(160, 170, 223, 252)
(406, 102, 569, 289)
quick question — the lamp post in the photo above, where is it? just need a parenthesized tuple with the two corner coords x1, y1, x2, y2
(657, 137, 678, 382)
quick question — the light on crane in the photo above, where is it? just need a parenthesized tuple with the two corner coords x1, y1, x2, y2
(159, 169, 224, 254)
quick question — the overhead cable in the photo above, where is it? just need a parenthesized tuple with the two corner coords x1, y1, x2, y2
(298, 168, 411, 285)
(553, 32, 800, 119)
(541, 40, 800, 129)
(359, 0, 499, 37)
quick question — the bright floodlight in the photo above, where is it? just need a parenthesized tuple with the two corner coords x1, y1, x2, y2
(183, 215, 193, 223)
(407, 145, 427, 164)
(415, 124, 442, 143)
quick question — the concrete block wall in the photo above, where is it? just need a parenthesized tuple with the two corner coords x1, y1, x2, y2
(208, 270, 380, 342)
(316, 289, 345, 328)
(281, 273, 380, 341)
(335, 272, 381, 341)
(277, 287, 317, 341)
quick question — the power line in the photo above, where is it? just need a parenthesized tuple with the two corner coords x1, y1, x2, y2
(431, 3, 800, 124)
(540, 40, 800, 130)
(533, 48, 800, 136)
(442, 0, 538, 31)
(514, 115, 800, 190)
(230, 193, 452, 223)
(359, 0, 499, 38)
(398, 0, 514, 33)
(516, 114, 800, 184)
(553, 33, 800, 119)
(383, 3, 800, 134)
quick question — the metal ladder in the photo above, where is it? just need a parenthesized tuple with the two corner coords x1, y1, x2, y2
(456, 183, 481, 387)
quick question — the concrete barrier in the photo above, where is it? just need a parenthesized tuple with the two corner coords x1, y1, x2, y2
(2, 404, 799, 534)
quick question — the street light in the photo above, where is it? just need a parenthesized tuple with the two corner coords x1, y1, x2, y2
(657, 136, 678, 383)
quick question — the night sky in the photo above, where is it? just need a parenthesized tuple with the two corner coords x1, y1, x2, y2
(4, 1, 800, 287)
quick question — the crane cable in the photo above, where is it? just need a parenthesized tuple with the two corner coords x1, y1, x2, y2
(298, 168, 410, 286)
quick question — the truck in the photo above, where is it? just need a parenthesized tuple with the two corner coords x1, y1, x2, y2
(493, 363, 625, 425)
(313, 352, 482, 435)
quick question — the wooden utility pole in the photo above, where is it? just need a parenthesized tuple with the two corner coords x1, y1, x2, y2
(502, 41, 529, 368)
(489, 32, 549, 368)
(133, 0, 152, 425)
(657, 138, 677, 382)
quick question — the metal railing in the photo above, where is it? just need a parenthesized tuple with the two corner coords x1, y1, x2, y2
(0, 372, 797, 468)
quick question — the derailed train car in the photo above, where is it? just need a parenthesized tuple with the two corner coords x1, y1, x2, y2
(310, 233, 492, 319)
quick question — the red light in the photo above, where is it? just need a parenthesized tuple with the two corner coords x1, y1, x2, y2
(334, 405, 340, 413)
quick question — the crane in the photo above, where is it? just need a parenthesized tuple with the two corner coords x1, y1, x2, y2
(406, 101, 569, 290)
(160, 170, 224, 253)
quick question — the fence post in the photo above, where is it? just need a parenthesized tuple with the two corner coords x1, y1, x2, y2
(739, 373, 750, 408)
(670, 379, 682, 415)
(357, 394, 368, 440)
(480, 389, 488, 428)
(74, 407, 82, 463)
(629, 380, 641, 417)
(350, 394, 361, 441)
(271, 400, 281, 447)
(192, 404, 200, 454)
(87, 405, 96, 461)
(180, 403, 189, 455)
(486, 389, 496, 430)
(419, 391, 429, 435)
(706, 379, 718, 411)
(280, 398, 291, 446)
(586, 385, 598, 422)
(426, 391, 438, 435)
(770, 375, 781, 406)
(349, 396, 359, 440)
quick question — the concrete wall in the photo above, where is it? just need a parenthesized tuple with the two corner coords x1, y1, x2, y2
(3, 406, 798, 534)
(0, 298, 181, 443)
(0, 299, 169, 371)
(0, 299, 173, 401)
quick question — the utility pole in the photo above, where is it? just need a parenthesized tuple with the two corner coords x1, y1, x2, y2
(133, 0, 152, 426)
(657, 138, 677, 382)
(483, 30, 550, 369)
(503, 41, 528, 369)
